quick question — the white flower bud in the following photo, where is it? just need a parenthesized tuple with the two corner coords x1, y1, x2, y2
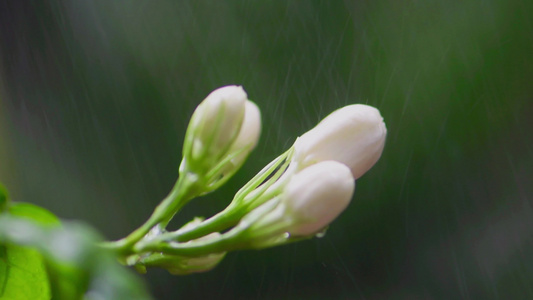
(187, 85, 247, 161)
(283, 160, 355, 235)
(232, 161, 354, 249)
(224, 100, 261, 168)
(181, 86, 261, 190)
(294, 104, 387, 179)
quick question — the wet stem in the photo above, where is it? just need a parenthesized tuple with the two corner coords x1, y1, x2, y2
(105, 172, 202, 256)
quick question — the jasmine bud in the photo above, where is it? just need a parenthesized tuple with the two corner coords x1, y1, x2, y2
(242, 161, 355, 249)
(283, 161, 355, 235)
(181, 85, 261, 190)
(294, 104, 386, 179)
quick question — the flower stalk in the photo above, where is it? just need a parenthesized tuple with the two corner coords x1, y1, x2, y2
(104, 87, 387, 275)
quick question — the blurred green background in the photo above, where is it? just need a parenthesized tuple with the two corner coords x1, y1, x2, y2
(1, 1, 532, 299)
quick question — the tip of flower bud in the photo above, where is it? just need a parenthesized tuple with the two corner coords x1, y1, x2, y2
(205, 85, 247, 104)
(294, 104, 387, 179)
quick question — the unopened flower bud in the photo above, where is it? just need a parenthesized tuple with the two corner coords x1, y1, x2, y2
(282, 160, 355, 235)
(294, 104, 386, 179)
(243, 161, 355, 248)
(181, 86, 261, 190)
(186, 86, 247, 161)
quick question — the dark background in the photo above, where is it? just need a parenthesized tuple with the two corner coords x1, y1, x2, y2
(1, 1, 532, 299)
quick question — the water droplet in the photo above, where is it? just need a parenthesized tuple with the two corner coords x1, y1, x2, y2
(315, 228, 328, 238)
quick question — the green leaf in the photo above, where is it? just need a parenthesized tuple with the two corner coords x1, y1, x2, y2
(0, 199, 152, 299)
(0, 201, 56, 300)
(0, 244, 51, 300)
(7, 203, 60, 227)
(0, 184, 8, 212)
(0, 216, 153, 299)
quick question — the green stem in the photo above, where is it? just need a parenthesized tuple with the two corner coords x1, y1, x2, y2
(103, 172, 201, 255)
(150, 152, 294, 243)
(135, 198, 294, 257)
(138, 225, 245, 257)
(163, 205, 242, 243)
